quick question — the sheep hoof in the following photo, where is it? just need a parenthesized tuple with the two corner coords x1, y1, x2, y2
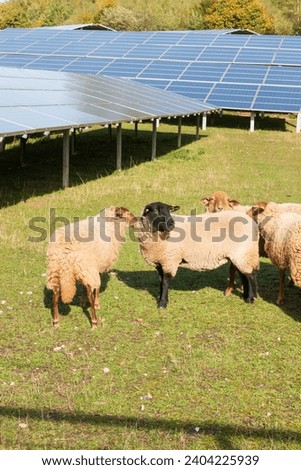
(91, 322, 98, 329)
(224, 288, 233, 296)
(276, 298, 284, 306)
(53, 320, 60, 328)
(243, 297, 255, 304)
(157, 301, 167, 309)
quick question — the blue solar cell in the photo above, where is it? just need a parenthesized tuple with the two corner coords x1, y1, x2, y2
(181, 62, 228, 82)
(100, 59, 150, 77)
(178, 32, 217, 46)
(0, 39, 37, 53)
(63, 57, 113, 74)
(266, 67, 301, 86)
(198, 46, 240, 62)
(138, 60, 188, 79)
(22, 56, 77, 71)
(57, 42, 105, 55)
(281, 37, 301, 50)
(167, 81, 214, 100)
(0, 54, 42, 67)
(132, 78, 171, 89)
(247, 35, 283, 48)
(235, 48, 275, 64)
(145, 31, 187, 45)
(112, 32, 153, 44)
(253, 85, 301, 112)
(211, 36, 250, 47)
(274, 50, 301, 65)
(161, 46, 205, 62)
(125, 44, 170, 59)
(21, 42, 65, 54)
(207, 83, 258, 109)
(88, 43, 137, 58)
(223, 64, 268, 83)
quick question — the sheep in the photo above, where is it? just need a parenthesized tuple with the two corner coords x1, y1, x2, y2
(200, 191, 241, 213)
(200, 191, 267, 296)
(134, 201, 259, 308)
(46, 206, 136, 328)
(248, 202, 301, 305)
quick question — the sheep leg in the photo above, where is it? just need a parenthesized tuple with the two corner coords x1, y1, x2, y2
(94, 288, 100, 309)
(52, 287, 60, 328)
(276, 269, 286, 306)
(80, 286, 88, 307)
(156, 264, 164, 300)
(249, 271, 258, 299)
(224, 262, 237, 296)
(156, 265, 172, 308)
(86, 286, 98, 329)
(238, 271, 256, 303)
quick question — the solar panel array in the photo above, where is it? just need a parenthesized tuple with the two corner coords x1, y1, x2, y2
(0, 28, 301, 113)
(0, 66, 215, 137)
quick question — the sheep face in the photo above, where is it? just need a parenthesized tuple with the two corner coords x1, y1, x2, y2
(200, 191, 240, 212)
(142, 201, 180, 233)
(114, 206, 137, 227)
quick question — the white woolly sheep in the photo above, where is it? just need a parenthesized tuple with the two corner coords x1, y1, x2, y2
(249, 202, 301, 305)
(134, 201, 259, 308)
(200, 191, 267, 296)
(46, 206, 136, 328)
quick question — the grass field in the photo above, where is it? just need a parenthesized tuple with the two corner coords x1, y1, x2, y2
(0, 113, 301, 450)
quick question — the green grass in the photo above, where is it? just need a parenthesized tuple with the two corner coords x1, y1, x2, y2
(1, 114, 301, 450)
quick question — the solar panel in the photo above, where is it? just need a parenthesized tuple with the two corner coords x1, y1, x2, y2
(0, 66, 216, 137)
(235, 48, 275, 64)
(137, 60, 188, 79)
(161, 46, 205, 62)
(207, 83, 259, 110)
(223, 64, 268, 84)
(198, 46, 240, 62)
(181, 62, 229, 82)
(253, 85, 301, 112)
(0, 28, 301, 114)
(99, 59, 150, 77)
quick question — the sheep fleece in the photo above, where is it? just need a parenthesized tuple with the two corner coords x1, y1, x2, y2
(139, 211, 259, 277)
(47, 207, 126, 303)
(259, 204, 301, 287)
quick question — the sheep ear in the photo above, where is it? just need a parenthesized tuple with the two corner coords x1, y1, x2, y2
(200, 197, 209, 207)
(169, 205, 180, 212)
(246, 206, 265, 219)
(254, 201, 268, 210)
(115, 207, 128, 218)
(228, 199, 240, 208)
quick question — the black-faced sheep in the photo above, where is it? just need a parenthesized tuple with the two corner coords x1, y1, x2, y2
(249, 202, 301, 305)
(134, 201, 259, 308)
(46, 206, 136, 328)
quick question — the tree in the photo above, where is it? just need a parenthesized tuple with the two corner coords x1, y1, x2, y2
(271, 0, 301, 34)
(203, 0, 275, 34)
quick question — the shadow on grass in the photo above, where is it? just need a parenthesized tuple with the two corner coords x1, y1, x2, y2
(255, 260, 301, 323)
(43, 273, 110, 327)
(210, 112, 288, 131)
(1, 405, 300, 449)
(0, 126, 201, 208)
(117, 264, 251, 304)
(116, 261, 301, 322)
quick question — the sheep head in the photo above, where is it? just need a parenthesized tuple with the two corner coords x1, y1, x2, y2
(114, 206, 137, 227)
(141, 201, 180, 233)
(200, 191, 240, 212)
